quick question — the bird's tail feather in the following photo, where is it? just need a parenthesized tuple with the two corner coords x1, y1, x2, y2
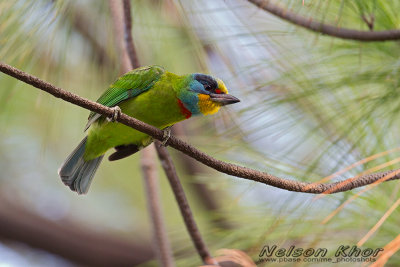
(58, 137, 103, 194)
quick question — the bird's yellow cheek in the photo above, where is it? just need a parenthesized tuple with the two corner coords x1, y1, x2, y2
(198, 94, 221, 115)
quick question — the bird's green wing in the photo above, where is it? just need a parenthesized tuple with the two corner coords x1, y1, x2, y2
(85, 65, 165, 131)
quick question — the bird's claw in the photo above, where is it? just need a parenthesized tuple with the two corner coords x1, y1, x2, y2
(108, 106, 121, 122)
(160, 127, 171, 146)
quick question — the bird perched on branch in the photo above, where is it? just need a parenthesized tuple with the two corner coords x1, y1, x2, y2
(58, 65, 240, 194)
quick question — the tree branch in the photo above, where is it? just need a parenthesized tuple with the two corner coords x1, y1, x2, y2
(1, 61, 400, 194)
(115, 0, 174, 266)
(172, 125, 233, 230)
(247, 0, 400, 41)
(155, 142, 217, 265)
(122, 0, 140, 68)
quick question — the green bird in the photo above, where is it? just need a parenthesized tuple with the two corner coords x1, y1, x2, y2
(58, 65, 240, 194)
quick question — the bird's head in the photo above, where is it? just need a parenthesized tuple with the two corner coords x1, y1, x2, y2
(178, 74, 240, 117)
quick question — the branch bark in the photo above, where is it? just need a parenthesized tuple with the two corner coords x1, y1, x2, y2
(172, 125, 233, 230)
(155, 142, 217, 265)
(1, 61, 399, 194)
(247, 0, 400, 41)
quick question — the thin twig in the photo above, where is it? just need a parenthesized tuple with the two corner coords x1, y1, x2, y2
(247, 0, 400, 41)
(155, 141, 218, 265)
(172, 125, 233, 230)
(122, 0, 139, 68)
(1, 62, 400, 194)
(361, 14, 375, 31)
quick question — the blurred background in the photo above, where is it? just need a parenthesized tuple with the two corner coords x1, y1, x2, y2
(1, 0, 400, 266)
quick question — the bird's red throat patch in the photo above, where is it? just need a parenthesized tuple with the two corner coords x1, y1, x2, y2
(177, 99, 192, 119)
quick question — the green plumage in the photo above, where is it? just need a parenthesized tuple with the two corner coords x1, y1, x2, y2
(85, 65, 165, 130)
(85, 66, 188, 160)
(59, 66, 190, 194)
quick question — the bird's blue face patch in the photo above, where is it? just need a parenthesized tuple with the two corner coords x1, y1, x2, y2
(189, 78, 210, 95)
(178, 79, 201, 115)
(178, 74, 222, 116)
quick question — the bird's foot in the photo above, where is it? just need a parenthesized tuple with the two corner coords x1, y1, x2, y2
(160, 127, 172, 146)
(107, 106, 121, 122)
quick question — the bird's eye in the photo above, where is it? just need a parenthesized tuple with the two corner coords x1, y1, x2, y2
(203, 84, 212, 91)
(194, 74, 218, 93)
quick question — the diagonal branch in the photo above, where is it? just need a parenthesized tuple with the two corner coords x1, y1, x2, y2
(155, 141, 217, 265)
(247, 0, 400, 41)
(1, 61, 400, 194)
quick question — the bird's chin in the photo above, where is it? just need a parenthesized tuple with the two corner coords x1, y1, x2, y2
(209, 93, 240, 106)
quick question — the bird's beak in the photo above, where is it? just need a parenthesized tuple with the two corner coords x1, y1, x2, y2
(209, 93, 240, 106)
